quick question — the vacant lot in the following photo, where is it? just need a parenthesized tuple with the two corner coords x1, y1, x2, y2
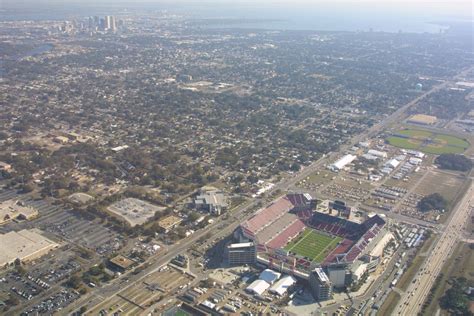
(414, 171, 468, 208)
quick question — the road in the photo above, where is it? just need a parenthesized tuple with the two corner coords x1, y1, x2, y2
(68, 65, 474, 314)
(393, 180, 473, 315)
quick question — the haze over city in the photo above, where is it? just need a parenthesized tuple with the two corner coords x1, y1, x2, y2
(0, 0, 473, 315)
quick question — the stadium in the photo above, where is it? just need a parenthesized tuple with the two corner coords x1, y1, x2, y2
(237, 193, 387, 283)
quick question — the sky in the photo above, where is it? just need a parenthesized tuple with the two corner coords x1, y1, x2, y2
(4, 0, 472, 5)
(2, 0, 472, 24)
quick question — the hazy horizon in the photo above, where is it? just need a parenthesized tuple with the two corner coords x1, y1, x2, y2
(2, 0, 472, 33)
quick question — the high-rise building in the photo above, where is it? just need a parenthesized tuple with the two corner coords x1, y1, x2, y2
(88, 16, 95, 30)
(105, 16, 116, 31)
(309, 268, 333, 301)
(99, 18, 106, 31)
(226, 242, 255, 266)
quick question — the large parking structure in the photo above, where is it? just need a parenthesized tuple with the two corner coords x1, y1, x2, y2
(284, 229, 342, 263)
(386, 129, 469, 154)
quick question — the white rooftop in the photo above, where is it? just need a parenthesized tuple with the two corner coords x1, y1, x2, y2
(228, 242, 254, 249)
(314, 268, 330, 283)
(0, 229, 58, 266)
(246, 279, 270, 295)
(259, 269, 281, 284)
(269, 275, 296, 296)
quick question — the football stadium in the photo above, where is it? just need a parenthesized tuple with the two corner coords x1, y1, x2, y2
(237, 193, 387, 282)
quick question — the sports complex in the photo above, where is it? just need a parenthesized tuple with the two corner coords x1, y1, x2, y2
(238, 193, 386, 280)
(284, 229, 342, 264)
(386, 129, 469, 154)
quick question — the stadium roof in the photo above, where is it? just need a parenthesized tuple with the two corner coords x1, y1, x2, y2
(246, 279, 270, 295)
(269, 275, 296, 296)
(259, 269, 281, 284)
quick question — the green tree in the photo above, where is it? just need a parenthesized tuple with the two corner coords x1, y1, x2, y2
(417, 193, 448, 212)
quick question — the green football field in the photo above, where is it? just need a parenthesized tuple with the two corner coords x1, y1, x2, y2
(285, 229, 342, 263)
(387, 129, 469, 154)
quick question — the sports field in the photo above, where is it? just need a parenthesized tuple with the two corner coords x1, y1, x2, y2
(285, 229, 342, 263)
(387, 129, 469, 154)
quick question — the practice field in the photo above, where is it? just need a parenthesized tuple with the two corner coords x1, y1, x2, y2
(285, 229, 342, 263)
(387, 129, 469, 154)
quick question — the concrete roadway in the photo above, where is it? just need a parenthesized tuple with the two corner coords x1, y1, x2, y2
(393, 180, 473, 315)
(68, 65, 474, 314)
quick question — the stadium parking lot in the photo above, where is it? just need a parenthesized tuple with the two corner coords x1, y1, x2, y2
(321, 184, 371, 203)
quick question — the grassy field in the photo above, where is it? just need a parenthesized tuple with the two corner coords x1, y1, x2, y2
(387, 129, 470, 154)
(306, 170, 333, 184)
(377, 291, 401, 316)
(285, 229, 341, 263)
(386, 136, 421, 150)
(435, 134, 470, 148)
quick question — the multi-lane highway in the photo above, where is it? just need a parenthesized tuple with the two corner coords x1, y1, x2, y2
(393, 180, 473, 315)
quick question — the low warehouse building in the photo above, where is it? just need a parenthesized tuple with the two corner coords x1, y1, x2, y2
(329, 154, 357, 172)
(0, 200, 38, 225)
(109, 255, 135, 272)
(158, 215, 183, 233)
(0, 229, 59, 266)
(368, 149, 388, 159)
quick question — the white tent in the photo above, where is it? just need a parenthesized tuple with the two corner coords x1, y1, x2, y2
(259, 269, 281, 284)
(246, 279, 270, 295)
(269, 275, 297, 296)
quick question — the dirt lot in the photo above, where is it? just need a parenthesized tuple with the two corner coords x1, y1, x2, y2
(414, 170, 468, 207)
